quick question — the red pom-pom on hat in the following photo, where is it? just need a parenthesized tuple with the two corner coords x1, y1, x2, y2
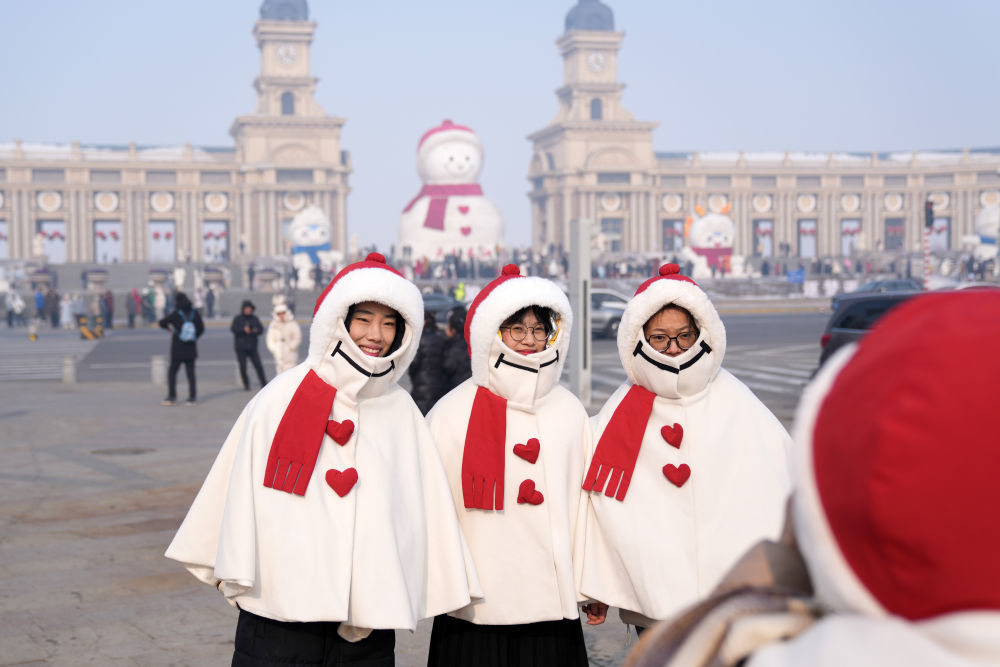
(464, 264, 525, 356)
(635, 263, 698, 296)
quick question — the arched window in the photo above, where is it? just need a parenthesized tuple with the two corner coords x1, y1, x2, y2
(281, 92, 295, 116)
(590, 98, 603, 120)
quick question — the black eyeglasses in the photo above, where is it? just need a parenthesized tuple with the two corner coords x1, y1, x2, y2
(500, 324, 549, 342)
(647, 330, 699, 351)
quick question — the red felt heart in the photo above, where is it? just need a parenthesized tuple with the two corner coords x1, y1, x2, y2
(326, 419, 354, 445)
(660, 423, 683, 448)
(662, 463, 691, 488)
(325, 468, 358, 497)
(460, 226, 472, 236)
(513, 438, 540, 464)
(517, 479, 544, 505)
(458, 205, 470, 214)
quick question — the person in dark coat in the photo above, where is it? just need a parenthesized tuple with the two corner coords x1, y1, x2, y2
(408, 311, 447, 415)
(441, 308, 471, 392)
(231, 299, 267, 391)
(159, 291, 205, 406)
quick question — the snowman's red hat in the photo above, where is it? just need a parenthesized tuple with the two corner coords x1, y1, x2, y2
(793, 290, 1000, 620)
(417, 119, 482, 157)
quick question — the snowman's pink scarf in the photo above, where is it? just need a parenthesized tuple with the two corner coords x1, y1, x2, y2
(691, 246, 732, 269)
(402, 184, 484, 230)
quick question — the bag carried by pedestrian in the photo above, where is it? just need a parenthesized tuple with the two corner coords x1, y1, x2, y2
(178, 311, 197, 343)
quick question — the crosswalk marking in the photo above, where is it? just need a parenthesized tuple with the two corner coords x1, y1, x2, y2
(0, 338, 99, 380)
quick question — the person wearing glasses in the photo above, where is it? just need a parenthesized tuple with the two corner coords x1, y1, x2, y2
(425, 264, 600, 667)
(578, 263, 791, 635)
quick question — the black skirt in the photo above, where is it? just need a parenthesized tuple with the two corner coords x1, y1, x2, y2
(232, 609, 394, 667)
(427, 614, 589, 667)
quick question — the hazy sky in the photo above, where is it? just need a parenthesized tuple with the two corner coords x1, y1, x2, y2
(2, 0, 997, 251)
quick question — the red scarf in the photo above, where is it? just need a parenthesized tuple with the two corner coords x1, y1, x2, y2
(461, 386, 508, 510)
(402, 184, 484, 230)
(582, 384, 656, 501)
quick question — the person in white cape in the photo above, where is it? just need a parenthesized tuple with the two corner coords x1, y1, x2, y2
(625, 290, 1000, 667)
(579, 263, 791, 631)
(265, 302, 301, 374)
(165, 252, 480, 666)
(424, 264, 598, 667)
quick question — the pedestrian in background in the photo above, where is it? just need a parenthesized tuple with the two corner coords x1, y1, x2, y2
(205, 285, 216, 319)
(265, 302, 301, 375)
(59, 294, 73, 330)
(441, 308, 471, 392)
(159, 291, 204, 406)
(34, 287, 45, 322)
(101, 289, 114, 329)
(126, 288, 140, 328)
(45, 287, 59, 328)
(231, 299, 267, 391)
(408, 311, 447, 414)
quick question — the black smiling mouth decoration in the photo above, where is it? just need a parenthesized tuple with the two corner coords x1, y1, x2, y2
(493, 350, 560, 374)
(632, 340, 712, 375)
(331, 340, 395, 378)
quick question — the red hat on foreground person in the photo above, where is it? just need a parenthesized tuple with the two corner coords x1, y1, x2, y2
(626, 290, 1000, 666)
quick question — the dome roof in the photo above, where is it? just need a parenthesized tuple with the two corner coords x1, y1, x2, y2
(259, 0, 308, 21)
(565, 0, 614, 32)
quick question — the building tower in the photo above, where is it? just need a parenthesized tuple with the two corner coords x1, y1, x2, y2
(527, 0, 657, 253)
(231, 0, 351, 257)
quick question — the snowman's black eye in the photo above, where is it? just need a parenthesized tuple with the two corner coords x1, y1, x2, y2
(448, 156, 454, 161)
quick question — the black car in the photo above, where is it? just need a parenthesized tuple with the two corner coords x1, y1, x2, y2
(830, 278, 922, 311)
(819, 291, 921, 367)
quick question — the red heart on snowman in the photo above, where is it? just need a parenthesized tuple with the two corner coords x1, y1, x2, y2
(662, 463, 691, 488)
(458, 205, 470, 214)
(513, 438, 540, 464)
(325, 468, 358, 497)
(460, 226, 472, 236)
(326, 419, 354, 445)
(517, 479, 544, 505)
(660, 423, 683, 448)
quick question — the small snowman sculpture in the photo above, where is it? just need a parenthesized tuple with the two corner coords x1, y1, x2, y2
(399, 119, 504, 261)
(288, 205, 342, 290)
(681, 204, 742, 279)
(972, 205, 999, 261)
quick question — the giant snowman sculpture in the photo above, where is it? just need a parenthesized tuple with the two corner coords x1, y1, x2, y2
(680, 204, 745, 279)
(289, 205, 343, 290)
(399, 119, 504, 260)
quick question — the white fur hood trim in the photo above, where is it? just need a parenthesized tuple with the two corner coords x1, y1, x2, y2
(467, 275, 572, 387)
(307, 264, 424, 383)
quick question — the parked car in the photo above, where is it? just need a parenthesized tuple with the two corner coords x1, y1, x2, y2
(830, 278, 923, 311)
(819, 291, 921, 367)
(590, 288, 630, 338)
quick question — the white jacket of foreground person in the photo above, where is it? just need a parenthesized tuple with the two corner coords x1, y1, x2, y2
(426, 264, 591, 625)
(165, 253, 480, 635)
(580, 263, 791, 628)
(266, 305, 302, 374)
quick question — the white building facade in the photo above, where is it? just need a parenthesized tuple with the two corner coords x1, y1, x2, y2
(528, 0, 1000, 262)
(0, 0, 349, 266)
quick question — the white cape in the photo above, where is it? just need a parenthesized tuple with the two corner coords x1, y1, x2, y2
(166, 364, 480, 629)
(580, 370, 791, 625)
